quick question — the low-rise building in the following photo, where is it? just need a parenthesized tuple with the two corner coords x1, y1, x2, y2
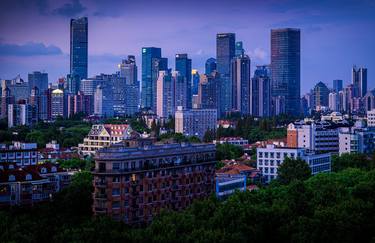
(175, 106, 217, 139)
(0, 142, 39, 166)
(213, 137, 248, 147)
(257, 144, 331, 183)
(0, 162, 73, 207)
(78, 124, 134, 156)
(92, 143, 216, 225)
(215, 174, 246, 199)
(367, 109, 375, 127)
(339, 122, 375, 155)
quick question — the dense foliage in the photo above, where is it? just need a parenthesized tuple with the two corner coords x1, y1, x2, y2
(332, 153, 375, 172)
(2, 167, 375, 242)
(57, 158, 94, 171)
(216, 143, 244, 160)
(0, 118, 92, 148)
(277, 157, 312, 184)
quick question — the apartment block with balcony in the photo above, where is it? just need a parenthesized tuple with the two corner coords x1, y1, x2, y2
(92, 143, 216, 225)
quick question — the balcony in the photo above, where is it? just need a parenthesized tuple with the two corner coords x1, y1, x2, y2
(94, 193, 107, 199)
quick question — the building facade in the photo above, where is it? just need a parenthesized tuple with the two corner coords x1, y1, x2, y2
(257, 144, 331, 183)
(216, 33, 235, 116)
(271, 28, 301, 116)
(70, 17, 88, 83)
(231, 54, 251, 114)
(0, 142, 39, 166)
(175, 107, 217, 139)
(92, 143, 216, 224)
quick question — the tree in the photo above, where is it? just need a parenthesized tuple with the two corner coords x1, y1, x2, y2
(216, 143, 244, 161)
(277, 157, 311, 184)
(203, 129, 215, 143)
(332, 153, 374, 172)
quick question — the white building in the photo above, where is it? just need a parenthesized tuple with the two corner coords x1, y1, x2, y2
(329, 92, 339, 111)
(0, 142, 39, 166)
(175, 107, 217, 139)
(287, 121, 340, 153)
(257, 144, 331, 183)
(51, 89, 65, 119)
(339, 122, 375, 155)
(367, 109, 375, 127)
(156, 71, 175, 118)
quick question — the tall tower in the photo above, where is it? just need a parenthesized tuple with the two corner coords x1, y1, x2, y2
(352, 66, 367, 97)
(205, 58, 217, 75)
(70, 17, 88, 93)
(175, 54, 192, 109)
(271, 28, 300, 116)
(231, 54, 251, 114)
(141, 47, 168, 111)
(251, 65, 271, 117)
(216, 33, 235, 116)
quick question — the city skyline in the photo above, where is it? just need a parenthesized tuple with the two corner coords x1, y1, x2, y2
(0, 0, 374, 94)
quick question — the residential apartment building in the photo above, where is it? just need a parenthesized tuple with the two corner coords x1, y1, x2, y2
(215, 174, 246, 199)
(92, 143, 216, 225)
(0, 142, 39, 166)
(175, 107, 217, 139)
(0, 162, 74, 207)
(213, 137, 248, 147)
(257, 144, 331, 183)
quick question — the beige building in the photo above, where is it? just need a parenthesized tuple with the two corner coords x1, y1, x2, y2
(78, 124, 133, 156)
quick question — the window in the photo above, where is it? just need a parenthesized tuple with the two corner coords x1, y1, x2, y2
(112, 188, 120, 196)
(112, 201, 120, 209)
(8, 175, 15, 181)
(51, 166, 57, 172)
(112, 163, 120, 170)
(25, 174, 32, 180)
(112, 177, 120, 183)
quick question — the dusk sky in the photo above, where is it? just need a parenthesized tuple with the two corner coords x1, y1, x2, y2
(0, 0, 374, 93)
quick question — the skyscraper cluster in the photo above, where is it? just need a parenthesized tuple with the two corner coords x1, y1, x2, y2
(303, 66, 372, 115)
(5, 16, 374, 129)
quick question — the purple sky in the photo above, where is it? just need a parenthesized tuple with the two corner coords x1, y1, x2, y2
(0, 0, 374, 94)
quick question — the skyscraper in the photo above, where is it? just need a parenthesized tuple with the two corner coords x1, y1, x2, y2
(192, 69, 200, 96)
(156, 70, 175, 118)
(235, 41, 244, 56)
(231, 54, 251, 114)
(141, 47, 168, 111)
(199, 71, 220, 111)
(352, 66, 367, 97)
(271, 28, 301, 116)
(119, 55, 137, 85)
(251, 65, 271, 117)
(333, 79, 343, 92)
(314, 82, 330, 110)
(205, 58, 217, 75)
(70, 17, 88, 94)
(216, 33, 235, 116)
(28, 71, 48, 94)
(175, 54, 192, 108)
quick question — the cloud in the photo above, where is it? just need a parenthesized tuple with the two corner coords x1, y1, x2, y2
(249, 48, 267, 61)
(53, 0, 86, 17)
(0, 42, 63, 56)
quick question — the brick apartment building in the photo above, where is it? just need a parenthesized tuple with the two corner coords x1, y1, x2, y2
(92, 143, 216, 225)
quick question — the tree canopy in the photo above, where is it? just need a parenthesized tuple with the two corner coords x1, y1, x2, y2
(277, 157, 312, 184)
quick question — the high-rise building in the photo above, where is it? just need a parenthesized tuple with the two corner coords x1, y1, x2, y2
(235, 41, 244, 56)
(174, 71, 188, 110)
(271, 28, 301, 116)
(92, 143, 216, 225)
(141, 47, 166, 111)
(205, 58, 217, 75)
(216, 33, 235, 116)
(198, 71, 220, 111)
(175, 54, 192, 109)
(175, 107, 217, 139)
(51, 89, 66, 119)
(329, 92, 339, 112)
(94, 84, 114, 117)
(352, 66, 367, 97)
(333, 79, 343, 92)
(28, 71, 48, 94)
(313, 82, 330, 110)
(251, 65, 271, 117)
(156, 70, 175, 118)
(70, 17, 88, 81)
(1, 86, 14, 119)
(192, 69, 200, 96)
(8, 101, 38, 128)
(119, 55, 138, 85)
(231, 54, 251, 114)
